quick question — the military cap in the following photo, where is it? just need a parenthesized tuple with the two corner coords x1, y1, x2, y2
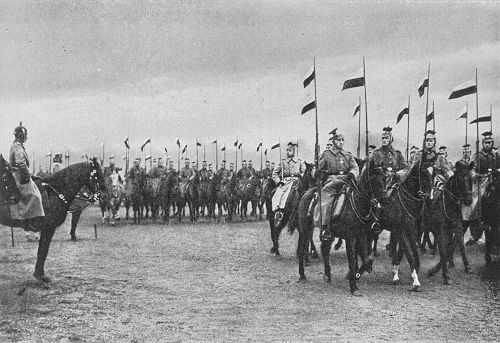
(287, 141, 296, 147)
(438, 146, 447, 151)
(242, 160, 246, 163)
(222, 160, 226, 163)
(184, 157, 190, 161)
(109, 155, 115, 160)
(153, 158, 157, 162)
(265, 160, 270, 163)
(202, 160, 207, 163)
(230, 162, 234, 166)
(13, 121, 27, 136)
(329, 128, 344, 140)
(425, 130, 436, 139)
(462, 144, 471, 148)
(208, 163, 212, 167)
(482, 131, 493, 142)
(382, 126, 393, 138)
(135, 157, 142, 162)
(368, 144, 376, 149)
(410, 145, 419, 152)
(248, 160, 252, 163)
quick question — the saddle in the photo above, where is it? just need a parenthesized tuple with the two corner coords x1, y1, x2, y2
(308, 185, 349, 222)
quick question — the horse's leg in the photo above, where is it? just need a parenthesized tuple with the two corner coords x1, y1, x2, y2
(453, 224, 471, 273)
(398, 230, 422, 291)
(297, 223, 310, 282)
(34, 226, 56, 283)
(309, 228, 319, 259)
(372, 234, 379, 257)
(70, 211, 81, 241)
(435, 229, 452, 285)
(321, 238, 333, 283)
(346, 238, 362, 295)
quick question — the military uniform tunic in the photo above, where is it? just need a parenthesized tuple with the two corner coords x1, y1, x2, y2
(237, 167, 253, 180)
(271, 157, 305, 211)
(9, 140, 45, 219)
(314, 147, 359, 226)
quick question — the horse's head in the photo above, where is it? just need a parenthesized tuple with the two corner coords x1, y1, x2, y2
(86, 157, 106, 200)
(0, 154, 19, 205)
(450, 161, 473, 206)
(299, 162, 315, 191)
(361, 159, 390, 199)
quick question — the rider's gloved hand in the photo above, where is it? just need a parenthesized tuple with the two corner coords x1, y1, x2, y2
(392, 172, 400, 181)
(31, 175, 43, 182)
(347, 171, 356, 181)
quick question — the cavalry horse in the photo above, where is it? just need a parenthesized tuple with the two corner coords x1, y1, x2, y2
(234, 176, 261, 221)
(216, 175, 237, 222)
(99, 177, 123, 226)
(429, 160, 474, 275)
(124, 172, 146, 223)
(205, 174, 219, 220)
(297, 160, 381, 295)
(177, 178, 198, 222)
(158, 171, 179, 224)
(145, 177, 162, 221)
(482, 170, 500, 265)
(266, 162, 315, 258)
(0, 157, 104, 284)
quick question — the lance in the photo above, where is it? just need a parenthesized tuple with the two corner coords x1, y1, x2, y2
(313, 58, 322, 232)
(363, 56, 369, 158)
(215, 141, 218, 171)
(407, 94, 411, 162)
(196, 141, 199, 169)
(32, 150, 35, 173)
(423, 62, 431, 146)
(466, 102, 469, 145)
(357, 95, 361, 159)
(475, 68, 480, 218)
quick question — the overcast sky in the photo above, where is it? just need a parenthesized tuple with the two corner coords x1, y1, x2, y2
(0, 0, 498, 169)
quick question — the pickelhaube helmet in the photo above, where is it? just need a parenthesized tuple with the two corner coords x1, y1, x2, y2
(13, 121, 27, 137)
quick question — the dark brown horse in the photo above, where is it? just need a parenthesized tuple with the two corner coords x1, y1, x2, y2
(267, 162, 315, 258)
(178, 178, 198, 222)
(125, 172, 146, 224)
(216, 175, 237, 222)
(234, 176, 261, 221)
(297, 160, 382, 295)
(483, 171, 500, 265)
(158, 171, 179, 224)
(0, 158, 104, 284)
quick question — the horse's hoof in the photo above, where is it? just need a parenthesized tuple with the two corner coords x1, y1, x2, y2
(70, 236, 76, 242)
(311, 251, 319, 259)
(427, 269, 437, 278)
(444, 278, 452, 285)
(274, 254, 282, 261)
(33, 273, 51, 283)
(351, 290, 363, 297)
(392, 279, 400, 285)
(305, 258, 311, 266)
(323, 275, 331, 283)
(298, 277, 308, 283)
(409, 285, 422, 292)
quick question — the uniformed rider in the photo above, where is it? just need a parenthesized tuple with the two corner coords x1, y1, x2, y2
(9, 122, 45, 231)
(313, 129, 359, 239)
(271, 142, 305, 219)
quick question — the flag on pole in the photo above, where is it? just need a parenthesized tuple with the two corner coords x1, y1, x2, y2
(449, 80, 477, 99)
(145, 155, 151, 161)
(264, 148, 268, 156)
(122, 154, 127, 160)
(182, 144, 187, 154)
(418, 77, 429, 97)
(271, 142, 280, 150)
(176, 138, 181, 147)
(426, 103, 434, 123)
(124, 136, 130, 149)
(211, 139, 217, 144)
(456, 106, 468, 120)
(397, 106, 409, 124)
(46, 151, 52, 157)
(164, 147, 168, 153)
(196, 140, 202, 147)
(469, 116, 492, 124)
(141, 137, 151, 152)
(301, 65, 316, 115)
(238, 142, 242, 149)
(353, 98, 361, 117)
(100, 141, 104, 148)
(221, 145, 226, 151)
(234, 139, 239, 147)
(342, 68, 365, 90)
(256, 142, 262, 152)
(65, 151, 70, 159)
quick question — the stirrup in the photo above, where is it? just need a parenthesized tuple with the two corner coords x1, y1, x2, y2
(320, 228, 333, 242)
(274, 211, 283, 221)
(371, 222, 382, 235)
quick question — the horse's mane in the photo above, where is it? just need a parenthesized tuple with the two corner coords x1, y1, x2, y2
(44, 161, 91, 183)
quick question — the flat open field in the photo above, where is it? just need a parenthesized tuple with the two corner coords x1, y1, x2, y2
(1, 206, 499, 342)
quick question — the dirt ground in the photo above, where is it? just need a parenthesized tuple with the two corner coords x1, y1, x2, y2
(1, 206, 499, 342)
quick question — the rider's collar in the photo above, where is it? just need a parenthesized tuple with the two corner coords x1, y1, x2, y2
(381, 145, 394, 153)
(330, 146, 344, 155)
(286, 156, 297, 162)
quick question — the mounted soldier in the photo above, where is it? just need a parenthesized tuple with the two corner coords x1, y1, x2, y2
(370, 126, 408, 184)
(262, 160, 273, 179)
(180, 158, 195, 182)
(438, 146, 454, 171)
(271, 142, 305, 220)
(313, 129, 359, 239)
(127, 157, 146, 185)
(217, 160, 228, 178)
(470, 131, 500, 217)
(412, 130, 454, 194)
(409, 145, 419, 165)
(237, 160, 253, 180)
(51, 153, 63, 174)
(199, 161, 210, 188)
(9, 122, 45, 231)
(248, 160, 256, 177)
